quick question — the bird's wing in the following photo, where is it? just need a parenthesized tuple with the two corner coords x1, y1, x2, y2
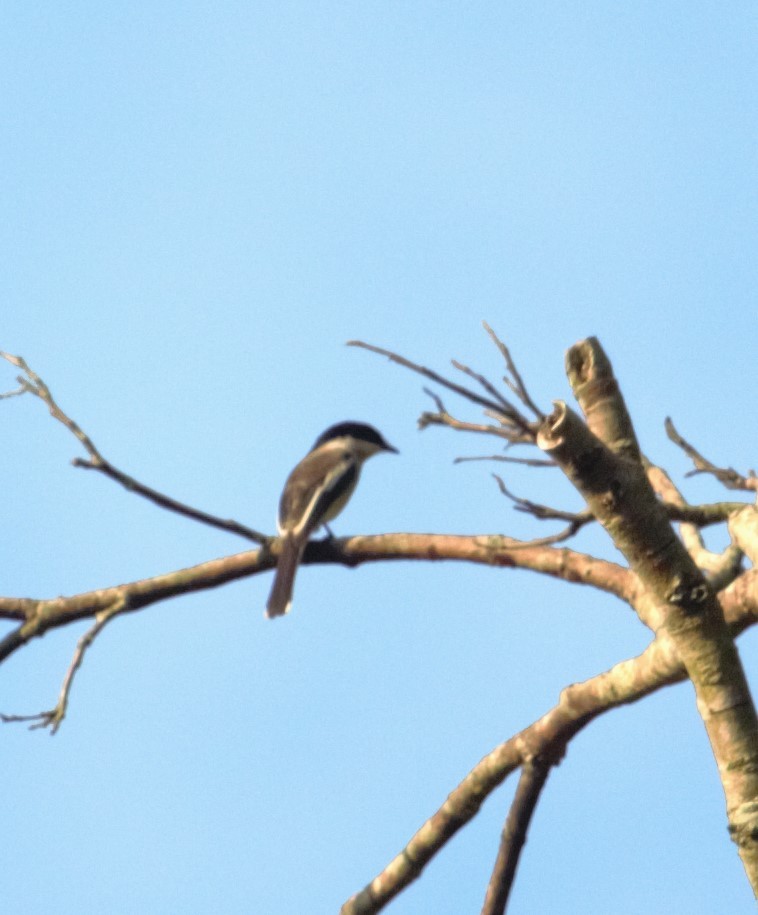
(278, 447, 357, 537)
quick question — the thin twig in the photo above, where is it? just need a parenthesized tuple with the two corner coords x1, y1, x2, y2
(451, 358, 515, 412)
(481, 758, 553, 915)
(493, 476, 591, 524)
(0, 351, 268, 543)
(665, 417, 758, 493)
(482, 322, 545, 421)
(418, 388, 517, 439)
(347, 340, 508, 415)
(454, 455, 556, 468)
(422, 387, 449, 416)
(492, 475, 593, 546)
(348, 339, 540, 443)
(1, 351, 102, 455)
(73, 458, 268, 542)
(1, 596, 127, 734)
(419, 413, 517, 440)
(0, 382, 28, 400)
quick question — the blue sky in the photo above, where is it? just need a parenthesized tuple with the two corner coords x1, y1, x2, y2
(2, 4, 756, 913)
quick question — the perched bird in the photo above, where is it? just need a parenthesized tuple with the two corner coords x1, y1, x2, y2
(266, 421, 398, 618)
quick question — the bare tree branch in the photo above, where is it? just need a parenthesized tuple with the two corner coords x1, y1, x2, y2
(419, 412, 516, 440)
(451, 357, 516, 413)
(730, 507, 758, 566)
(0, 533, 635, 665)
(455, 455, 741, 527)
(454, 454, 556, 468)
(482, 322, 545, 421)
(340, 569, 758, 914)
(0, 595, 127, 733)
(1, 351, 102, 455)
(547, 339, 758, 885)
(417, 386, 534, 443)
(347, 340, 508, 416)
(665, 417, 758, 493)
(5, 338, 757, 905)
(491, 475, 593, 547)
(663, 501, 752, 527)
(0, 532, 634, 732)
(647, 462, 744, 590)
(481, 758, 553, 915)
(0, 381, 28, 400)
(73, 458, 269, 543)
(563, 339, 641, 462)
(492, 476, 592, 525)
(347, 339, 538, 443)
(0, 351, 269, 543)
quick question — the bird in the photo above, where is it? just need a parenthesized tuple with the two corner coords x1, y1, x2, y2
(266, 421, 398, 618)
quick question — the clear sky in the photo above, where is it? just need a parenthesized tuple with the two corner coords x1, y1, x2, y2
(2, 3, 756, 913)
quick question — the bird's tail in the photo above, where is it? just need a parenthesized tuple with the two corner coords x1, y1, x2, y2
(266, 535, 304, 618)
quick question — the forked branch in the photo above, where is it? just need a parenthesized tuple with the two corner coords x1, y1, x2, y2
(340, 568, 758, 914)
(347, 330, 540, 444)
(0, 596, 127, 734)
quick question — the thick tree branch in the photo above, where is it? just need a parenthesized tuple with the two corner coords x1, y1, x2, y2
(5, 338, 756, 905)
(540, 338, 758, 887)
(0, 534, 634, 666)
(564, 340, 641, 462)
(340, 569, 758, 914)
(0, 549, 271, 665)
(730, 507, 758, 567)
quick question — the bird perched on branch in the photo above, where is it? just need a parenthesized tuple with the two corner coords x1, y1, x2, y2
(266, 421, 398, 618)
